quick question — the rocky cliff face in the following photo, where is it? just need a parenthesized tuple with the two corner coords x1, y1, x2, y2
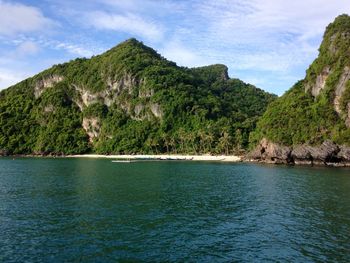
(34, 75, 64, 98)
(305, 66, 330, 97)
(247, 138, 350, 166)
(305, 15, 350, 127)
(34, 72, 162, 121)
(82, 117, 101, 142)
(250, 15, 350, 162)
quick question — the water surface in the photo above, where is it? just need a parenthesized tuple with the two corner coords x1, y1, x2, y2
(0, 158, 349, 262)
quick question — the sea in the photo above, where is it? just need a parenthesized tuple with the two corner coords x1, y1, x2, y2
(0, 158, 349, 262)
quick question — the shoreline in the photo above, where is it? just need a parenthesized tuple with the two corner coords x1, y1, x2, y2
(68, 154, 242, 162)
(3, 154, 350, 167)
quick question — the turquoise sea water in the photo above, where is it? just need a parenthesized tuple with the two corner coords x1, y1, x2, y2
(0, 158, 349, 262)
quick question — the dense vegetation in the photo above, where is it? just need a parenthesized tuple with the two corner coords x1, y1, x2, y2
(250, 14, 350, 147)
(0, 38, 275, 155)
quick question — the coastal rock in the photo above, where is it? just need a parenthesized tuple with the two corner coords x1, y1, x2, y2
(291, 141, 339, 165)
(248, 139, 343, 166)
(0, 149, 9, 156)
(337, 146, 350, 162)
(309, 140, 339, 162)
(247, 138, 292, 164)
(291, 145, 314, 165)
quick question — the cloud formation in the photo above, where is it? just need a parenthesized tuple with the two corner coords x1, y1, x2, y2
(16, 41, 40, 56)
(0, 0, 53, 35)
(1, 0, 350, 94)
(88, 11, 164, 41)
(162, 0, 350, 93)
(0, 67, 32, 90)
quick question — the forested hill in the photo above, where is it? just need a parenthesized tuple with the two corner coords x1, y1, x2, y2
(248, 14, 350, 165)
(0, 38, 275, 156)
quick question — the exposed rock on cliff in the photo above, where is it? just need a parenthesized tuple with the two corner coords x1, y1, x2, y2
(34, 75, 64, 98)
(334, 66, 350, 115)
(150, 103, 162, 118)
(305, 66, 330, 97)
(82, 117, 101, 142)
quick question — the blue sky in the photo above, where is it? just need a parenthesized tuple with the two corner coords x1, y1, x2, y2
(0, 0, 349, 95)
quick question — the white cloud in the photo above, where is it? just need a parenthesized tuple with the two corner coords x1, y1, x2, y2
(152, 0, 349, 93)
(191, 0, 350, 72)
(54, 42, 94, 57)
(16, 41, 40, 56)
(1, 0, 349, 94)
(160, 40, 210, 67)
(0, 68, 32, 90)
(0, 0, 54, 35)
(99, 0, 186, 16)
(88, 11, 164, 41)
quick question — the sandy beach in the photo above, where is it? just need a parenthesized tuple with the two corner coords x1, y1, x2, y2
(69, 154, 242, 162)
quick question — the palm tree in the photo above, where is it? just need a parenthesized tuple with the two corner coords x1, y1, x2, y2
(161, 132, 170, 153)
(169, 135, 177, 154)
(218, 131, 231, 155)
(234, 129, 243, 152)
(204, 132, 214, 154)
(151, 136, 160, 154)
(177, 128, 186, 153)
(186, 131, 196, 154)
(197, 129, 206, 154)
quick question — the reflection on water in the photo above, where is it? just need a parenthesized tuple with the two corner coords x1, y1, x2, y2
(0, 159, 349, 262)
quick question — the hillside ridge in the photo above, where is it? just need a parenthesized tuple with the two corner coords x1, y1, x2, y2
(249, 14, 350, 166)
(0, 38, 275, 155)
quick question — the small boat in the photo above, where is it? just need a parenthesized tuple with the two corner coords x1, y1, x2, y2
(112, 160, 133, 163)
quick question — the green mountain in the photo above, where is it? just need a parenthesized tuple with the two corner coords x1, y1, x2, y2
(0, 39, 275, 155)
(251, 14, 350, 147)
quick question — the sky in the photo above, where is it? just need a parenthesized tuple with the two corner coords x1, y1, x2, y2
(0, 0, 349, 95)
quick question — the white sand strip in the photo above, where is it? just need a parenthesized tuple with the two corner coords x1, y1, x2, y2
(69, 154, 241, 162)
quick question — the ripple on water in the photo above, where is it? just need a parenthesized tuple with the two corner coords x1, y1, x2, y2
(0, 159, 350, 262)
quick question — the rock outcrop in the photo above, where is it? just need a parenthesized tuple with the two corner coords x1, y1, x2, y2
(334, 66, 350, 114)
(338, 146, 350, 162)
(246, 138, 292, 164)
(69, 74, 162, 121)
(247, 139, 350, 166)
(150, 103, 163, 118)
(290, 145, 314, 165)
(34, 75, 64, 98)
(82, 117, 101, 142)
(0, 149, 9, 156)
(305, 66, 331, 97)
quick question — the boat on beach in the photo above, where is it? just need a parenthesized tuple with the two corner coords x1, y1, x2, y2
(111, 160, 133, 163)
(111, 156, 195, 163)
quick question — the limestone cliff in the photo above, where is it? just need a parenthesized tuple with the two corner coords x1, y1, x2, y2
(250, 14, 350, 164)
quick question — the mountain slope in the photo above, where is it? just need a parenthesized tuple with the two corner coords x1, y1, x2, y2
(0, 39, 275, 155)
(249, 14, 350, 165)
